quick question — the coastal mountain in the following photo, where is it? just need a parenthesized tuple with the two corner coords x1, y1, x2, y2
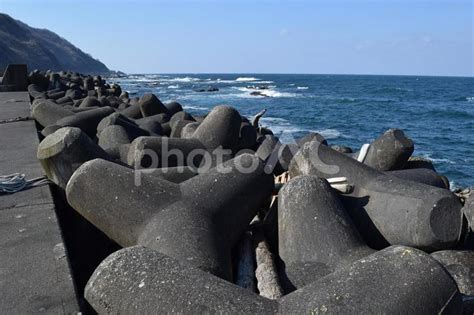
(0, 13, 110, 73)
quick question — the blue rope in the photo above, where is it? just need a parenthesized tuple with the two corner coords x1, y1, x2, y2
(0, 173, 52, 193)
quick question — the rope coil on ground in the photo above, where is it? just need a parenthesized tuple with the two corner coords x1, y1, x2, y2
(0, 116, 32, 124)
(0, 173, 52, 193)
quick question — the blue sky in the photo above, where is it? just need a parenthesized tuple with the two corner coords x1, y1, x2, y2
(1, 0, 472, 76)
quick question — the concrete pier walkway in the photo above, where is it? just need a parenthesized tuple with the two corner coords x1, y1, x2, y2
(0, 92, 79, 313)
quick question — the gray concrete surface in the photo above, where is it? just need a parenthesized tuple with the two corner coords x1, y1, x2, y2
(0, 92, 79, 313)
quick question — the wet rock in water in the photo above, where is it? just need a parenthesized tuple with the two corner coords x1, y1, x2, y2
(356, 129, 414, 171)
(250, 91, 268, 97)
(37, 127, 110, 189)
(194, 86, 219, 92)
(278, 175, 374, 291)
(289, 141, 464, 250)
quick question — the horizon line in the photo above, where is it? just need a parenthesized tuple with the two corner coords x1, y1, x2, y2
(119, 71, 474, 79)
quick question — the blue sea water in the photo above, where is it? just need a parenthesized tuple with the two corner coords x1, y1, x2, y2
(109, 73, 474, 189)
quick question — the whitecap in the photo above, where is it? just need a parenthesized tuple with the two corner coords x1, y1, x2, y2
(315, 129, 342, 139)
(257, 90, 298, 98)
(183, 105, 209, 111)
(168, 85, 180, 89)
(297, 86, 309, 90)
(231, 87, 298, 98)
(467, 96, 474, 102)
(260, 117, 290, 123)
(166, 77, 201, 83)
(236, 77, 260, 82)
(420, 153, 456, 164)
(254, 81, 275, 84)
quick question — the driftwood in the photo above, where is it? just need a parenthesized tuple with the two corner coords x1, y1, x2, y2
(253, 224, 283, 299)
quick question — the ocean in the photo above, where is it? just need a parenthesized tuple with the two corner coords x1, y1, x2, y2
(109, 73, 474, 189)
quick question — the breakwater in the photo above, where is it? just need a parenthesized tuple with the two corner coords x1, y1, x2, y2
(19, 69, 474, 313)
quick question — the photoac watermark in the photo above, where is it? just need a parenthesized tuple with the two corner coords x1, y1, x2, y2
(133, 131, 339, 186)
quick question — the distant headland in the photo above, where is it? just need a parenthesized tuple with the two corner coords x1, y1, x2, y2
(0, 13, 120, 75)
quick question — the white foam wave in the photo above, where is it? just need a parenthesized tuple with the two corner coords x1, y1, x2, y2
(253, 81, 275, 84)
(230, 87, 297, 98)
(297, 86, 309, 90)
(257, 90, 298, 98)
(420, 153, 456, 164)
(183, 105, 209, 111)
(216, 79, 237, 83)
(467, 96, 474, 102)
(168, 85, 180, 89)
(260, 117, 289, 123)
(315, 129, 342, 139)
(236, 77, 260, 82)
(166, 77, 201, 83)
(259, 118, 344, 141)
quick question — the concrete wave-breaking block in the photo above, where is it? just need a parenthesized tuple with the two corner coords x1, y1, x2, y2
(289, 140, 464, 250)
(85, 245, 462, 314)
(37, 127, 111, 189)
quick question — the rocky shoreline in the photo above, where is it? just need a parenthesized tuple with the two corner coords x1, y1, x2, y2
(27, 69, 473, 313)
